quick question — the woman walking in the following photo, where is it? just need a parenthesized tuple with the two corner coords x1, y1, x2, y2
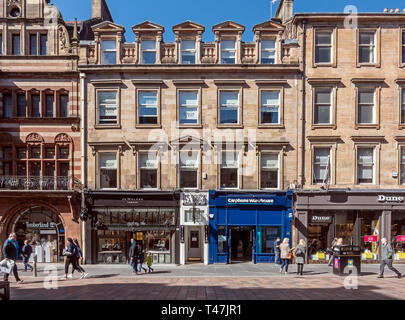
(61, 238, 84, 280)
(71, 239, 88, 279)
(279, 238, 293, 275)
(295, 239, 306, 276)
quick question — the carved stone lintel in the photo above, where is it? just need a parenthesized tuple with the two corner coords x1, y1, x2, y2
(26, 133, 44, 144)
(55, 133, 72, 143)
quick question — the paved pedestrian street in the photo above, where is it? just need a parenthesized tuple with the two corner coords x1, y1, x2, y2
(5, 263, 405, 300)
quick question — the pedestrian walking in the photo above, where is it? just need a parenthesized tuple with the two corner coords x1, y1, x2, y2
(378, 237, 402, 279)
(327, 238, 338, 266)
(274, 237, 281, 265)
(138, 250, 148, 273)
(1, 233, 23, 283)
(71, 239, 88, 279)
(145, 252, 154, 273)
(295, 239, 306, 276)
(21, 240, 33, 272)
(279, 238, 293, 275)
(61, 238, 84, 280)
(129, 239, 139, 274)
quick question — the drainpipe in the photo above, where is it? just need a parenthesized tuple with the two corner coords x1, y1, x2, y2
(300, 20, 307, 188)
(80, 72, 88, 263)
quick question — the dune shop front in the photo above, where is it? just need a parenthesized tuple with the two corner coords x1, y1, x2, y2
(208, 191, 294, 264)
(85, 191, 180, 264)
(295, 190, 405, 263)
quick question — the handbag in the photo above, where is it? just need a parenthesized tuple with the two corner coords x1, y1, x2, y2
(286, 252, 292, 260)
(62, 249, 73, 257)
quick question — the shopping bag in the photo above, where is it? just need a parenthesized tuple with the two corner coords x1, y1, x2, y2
(316, 252, 326, 260)
(365, 252, 373, 259)
(0, 259, 15, 274)
(398, 252, 405, 260)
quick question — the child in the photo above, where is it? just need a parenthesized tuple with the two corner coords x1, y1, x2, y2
(145, 252, 154, 273)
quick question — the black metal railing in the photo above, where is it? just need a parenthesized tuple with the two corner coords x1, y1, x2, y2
(0, 176, 81, 191)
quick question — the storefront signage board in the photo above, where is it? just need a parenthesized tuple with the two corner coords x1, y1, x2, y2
(377, 195, 404, 203)
(397, 236, 405, 242)
(227, 198, 274, 205)
(364, 235, 378, 242)
(310, 215, 333, 224)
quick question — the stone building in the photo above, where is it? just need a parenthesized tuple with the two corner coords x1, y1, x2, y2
(0, 0, 82, 263)
(277, 0, 405, 263)
(79, 0, 301, 264)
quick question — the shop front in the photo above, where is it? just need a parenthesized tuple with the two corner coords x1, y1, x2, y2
(180, 192, 209, 265)
(295, 190, 405, 264)
(209, 190, 294, 264)
(85, 191, 180, 264)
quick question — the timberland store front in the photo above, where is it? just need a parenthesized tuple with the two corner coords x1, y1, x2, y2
(295, 190, 405, 263)
(85, 191, 180, 264)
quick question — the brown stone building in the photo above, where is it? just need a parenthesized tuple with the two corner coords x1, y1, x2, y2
(279, 0, 405, 263)
(0, 0, 82, 262)
(78, 0, 301, 264)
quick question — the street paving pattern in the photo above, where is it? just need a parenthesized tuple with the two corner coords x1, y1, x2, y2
(6, 263, 405, 300)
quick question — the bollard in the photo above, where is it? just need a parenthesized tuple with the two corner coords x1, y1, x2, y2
(33, 255, 37, 277)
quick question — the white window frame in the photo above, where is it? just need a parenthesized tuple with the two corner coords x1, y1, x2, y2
(138, 151, 158, 190)
(181, 40, 196, 64)
(141, 40, 157, 64)
(260, 39, 276, 64)
(219, 90, 240, 125)
(357, 147, 375, 185)
(220, 39, 236, 64)
(357, 88, 376, 125)
(400, 146, 405, 185)
(260, 152, 280, 189)
(178, 90, 199, 126)
(97, 90, 118, 126)
(101, 39, 117, 65)
(179, 150, 199, 190)
(98, 152, 118, 190)
(137, 90, 158, 125)
(315, 31, 333, 64)
(358, 31, 376, 64)
(314, 88, 332, 125)
(260, 90, 280, 125)
(220, 151, 239, 189)
(312, 147, 331, 185)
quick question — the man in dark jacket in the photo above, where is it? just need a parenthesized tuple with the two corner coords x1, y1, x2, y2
(378, 237, 401, 279)
(128, 239, 139, 274)
(2, 233, 23, 283)
(21, 240, 33, 272)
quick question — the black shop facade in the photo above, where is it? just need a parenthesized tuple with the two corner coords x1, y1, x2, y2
(295, 190, 405, 263)
(84, 191, 180, 264)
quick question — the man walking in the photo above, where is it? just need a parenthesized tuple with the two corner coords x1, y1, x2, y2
(129, 239, 139, 274)
(21, 240, 33, 272)
(2, 233, 23, 283)
(378, 237, 401, 279)
(274, 237, 281, 265)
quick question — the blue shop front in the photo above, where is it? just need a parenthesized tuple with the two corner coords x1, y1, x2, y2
(209, 190, 294, 264)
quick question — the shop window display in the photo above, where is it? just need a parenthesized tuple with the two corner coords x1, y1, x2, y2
(217, 226, 226, 253)
(257, 226, 281, 254)
(13, 206, 64, 262)
(359, 212, 380, 261)
(392, 212, 405, 261)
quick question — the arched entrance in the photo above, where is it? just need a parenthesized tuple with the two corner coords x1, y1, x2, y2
(8, 206, 65, 262)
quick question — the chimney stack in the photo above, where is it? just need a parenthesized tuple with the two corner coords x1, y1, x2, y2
(92, 0, 113, 21)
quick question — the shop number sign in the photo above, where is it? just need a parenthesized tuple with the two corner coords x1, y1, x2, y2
(364, 235, 378, 242)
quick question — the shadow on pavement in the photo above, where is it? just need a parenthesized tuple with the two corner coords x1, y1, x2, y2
(88, 274, 120, 279)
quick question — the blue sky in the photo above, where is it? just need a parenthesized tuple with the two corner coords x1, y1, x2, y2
(52, 0, 405, 42)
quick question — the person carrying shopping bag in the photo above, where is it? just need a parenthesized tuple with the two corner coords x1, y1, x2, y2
(2, 233, 23, 284)
(279, 238, 294, 275)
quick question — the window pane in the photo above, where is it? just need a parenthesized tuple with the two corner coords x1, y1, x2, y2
(261, 171, 278, 189)
(359, 90, 374, 104)
(99, 153, 117, 189)
(140, 170, 157, 189)
(0, 34, 2, 55)
(17, 148, 26, 159)
(402, 88, 405, 124)
(46, 95, 54, 117)
(179, 151, 198, 168)
(315, 90, 331, 104)
(359, 47, 374, 63)
(261, 51, 275, 64)
(3, 94, 12, 118)
(59, 147, 69, 159)
(221, 51, 235, 64)
(262, 39, 276, 49)
(182, 53, 195, 64)
(217, 227, 226, 253)
(261, 154, 278, 169)
(142, 40, 156, 50)
(17, 94, 26, 117)
(31, 95, 40, 117)
(100, 153, 117, 168)
(60, 94, 69, 117)
(182, 40, 195, 50)
(102, 40, 116, 51)
(221, 40, 235, 50)
(358, 106, 374, 124)
(221, 152, 238, 168)
(179, 91, 198, 124)
(315, 106, 331, 124)
(30, 34, 37, 55)
(220, 91, 238, 124)
(139, 91, 158, 124)
(59, 163, 69, 177)
(13, 35, 20, 55)
(221, 40, 236, 64)
(98, 91, 117, 124)
(102, 51, 116, 65)
(2, 147, 12, 160)
(316, 33, 332, 45)
(261, 91, 279, 124)
(315, 47, 331, 63)
(31, 147, 41, 159)
(180, 170, 198, 188)
(45, 147, 55, 159)
(40, 34, 48, 55)
(220, 168, 238, 188)
(313, 148, 330, 182)
(139, 153, 157, 169)
(359, 33, 375, 45)
(142, 52, 156, 64)
(17, 163, 26, 175)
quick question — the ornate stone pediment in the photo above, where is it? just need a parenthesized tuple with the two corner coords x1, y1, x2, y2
(55, 133, 72, 143)
(253, 20, 285, 32)
(58, 24, 71, 54)
(92, 21, 125, 33)
(212, 21, 245, 33)
(173, 21, 205, 33)
(132, 21, 165, 33)
(26, 133, 44, 144)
